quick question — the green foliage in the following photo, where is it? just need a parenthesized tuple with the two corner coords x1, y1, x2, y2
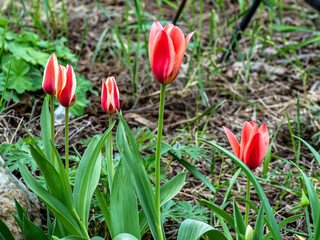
(0, 27, 93, 117)
(162, 200, 209, 223)
(0, 137, 39, 172)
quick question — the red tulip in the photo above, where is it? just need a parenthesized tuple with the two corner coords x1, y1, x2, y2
(148, 20, 194, 85)
(101, 76, 120, 115)
(223, 121, 269, 170)
(56, 65, 76, 108)
(43, 54, 59, 95)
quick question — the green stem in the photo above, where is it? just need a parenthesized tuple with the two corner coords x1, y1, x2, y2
(50, 95, 55, 167)
(108, 114, 114, 187)
(65, 107, 69, 178)
(245, 178, 251, 226)
(73, 210, 90, 240)
(155, 84, 166, 240)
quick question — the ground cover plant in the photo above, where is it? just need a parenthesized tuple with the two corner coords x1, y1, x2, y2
(0, 0, 320, 239)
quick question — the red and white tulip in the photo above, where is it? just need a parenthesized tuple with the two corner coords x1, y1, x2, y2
(56, 65, 76, 108)
(101, 76, 120, 115)
(43, 54, 59, 95)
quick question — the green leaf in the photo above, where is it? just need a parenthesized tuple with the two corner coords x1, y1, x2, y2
(2, 57, 33, 94)
(29, 144, 75, 212)
(94, 187, 111, 232)
(19, 165, 83, 237)
(0, 218, 15, 240)
(173, 156, 216, 193)
(292, 162, 320, 240)
(200, 200, 235, 229)
(116, 112, 161, 240)
(113, 233, 139, 240)
(233, 198, 246, 239)
(23, 216, 48, 240)
(253, 201, 265, 240)
(40, 99, 52, 164)
(177, 219, 227, 240)
(52, 236, 86, 240)
(294, 136, 320, 167)
(201, 139, 283, 240)
(73, 122, 115, 229)
(110, 159, 140, 239)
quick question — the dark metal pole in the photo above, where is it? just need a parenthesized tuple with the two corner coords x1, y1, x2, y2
(218, 0, 262, 63)
(172, 0, 188, 25)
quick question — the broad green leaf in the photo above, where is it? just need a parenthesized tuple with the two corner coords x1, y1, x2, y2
(200, 200, 235, 229)
(52, 236, 86, 240)
(29, 144, 75, 212)
(292, 162, 320, 240)
(139, 172, 186, 235)
(40, 99, 52, 164)
(73, 122, 115, 229)
(0, 218, 15, 240)
(2, 57, 33, 94)
(23, 216, 48, 240)
(19, 165, 83, 237)
(113, 233, 139, 240)
(116, 112, 162, 240)
(253, 200, 265, 240)
(233, 198, 246, 239)
(202, 139, 283, 240)
(110, 159, 140, 239)
(177, 219, 227, 240)
(94, 187, 111, 231)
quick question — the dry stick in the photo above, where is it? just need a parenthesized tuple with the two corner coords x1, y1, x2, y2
(218, 0, 262, 63)
(172, 0, 188, 25)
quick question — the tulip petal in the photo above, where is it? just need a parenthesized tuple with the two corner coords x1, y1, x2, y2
(42, 54, 58, 95)
(150, 30, 175, 84)
(244, 132, 266, 170)
(240, 121, 253, 160)
(101, 80, 108, 113)
(148, 20, 163, 62)
(112, 78, 120, 111)
(59, 65, 75, 107)
(222, 126, 240, 158)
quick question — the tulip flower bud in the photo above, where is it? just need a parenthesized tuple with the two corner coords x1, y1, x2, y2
(101, 76, 120, 115)
(56, 65, 76, 108)
(245, 225, 254, 240)
(223, 121, 269, 170)
(301, 191, 310, 207)
(148, 20, 194, 85)
(43, 53, 59, 95)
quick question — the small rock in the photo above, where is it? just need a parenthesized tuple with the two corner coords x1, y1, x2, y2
(0, 155, 41, 239)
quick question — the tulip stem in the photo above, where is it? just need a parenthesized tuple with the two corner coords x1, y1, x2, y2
(50, 95, 55, 167)
(304, 206, 312, 240)
(155, 84, 166, 240)
(65, 107, 69, 178)
(108, 114, 114, 188)
(245, 178, 251, 226)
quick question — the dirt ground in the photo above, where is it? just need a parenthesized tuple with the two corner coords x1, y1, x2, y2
(1, 0, 320, 239)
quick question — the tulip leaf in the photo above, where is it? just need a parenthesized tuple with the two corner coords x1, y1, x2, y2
(116, 112, 162, 240)
(22, 216, 48, 240)
(0, 218, 15, 240)
(291, 162, 320, 240)
(73, 122, 115, 229)
(200, 200, 235, 229)
(94, 187, 111, 232)
(201, 139, 283, 240)
(177, 219, 227, 240)
(294, 136, 320, 167)
(19, 164, 83, 236)
(29, 144, 75, 212)
(52, 236, 87, 240)
(233, 198, 246, 239)
(110, 159, 140, 239)
(40, 99, 52, 164)
(113, 233, 139, 240)
(139, 172, 186, 235)
(253, 200, 265, 240)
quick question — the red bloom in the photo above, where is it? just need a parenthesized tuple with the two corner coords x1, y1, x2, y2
(101, 76, 120, 115)
(148, 20, 194, 85)
(42, 54, 59, 95)
(56, 65, 76, 108)
(223, 121, 269, 170)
